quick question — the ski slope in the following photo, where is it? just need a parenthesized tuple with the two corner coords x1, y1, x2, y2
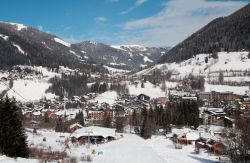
(91, 134, 166, 163)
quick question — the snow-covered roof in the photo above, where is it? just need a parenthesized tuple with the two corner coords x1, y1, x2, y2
(186, 132, 200, 141)
(71, 126, 116, 139)
(69, 123, 83, 129)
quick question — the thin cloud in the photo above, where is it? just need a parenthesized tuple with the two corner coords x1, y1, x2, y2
(121, 0, 248, 47)
(95, 16, 107, 23)
(135, 0, 147, 6)
(120, 0, 148, 15)
(107, 0, 119, 2)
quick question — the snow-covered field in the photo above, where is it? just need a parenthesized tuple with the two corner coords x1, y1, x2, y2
(91, 91, 118, 105)
(103, 65, 130, 74)
(0, 155, 38, 163)
(26, 128, 69, 152)
(205, 83, 249, 95)
(24, 128, 220, 163)
(128, 81, 177, 98)
(0, 66, 60, 102)
(2, 79, 56, 101)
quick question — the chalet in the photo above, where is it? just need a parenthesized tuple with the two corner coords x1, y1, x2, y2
(202, 108, 226, 125)
(69, 123, 83, 133)
(137, 94, 150, 102)
(241, 95, 250, 102)
(70, 126, 117, 144)
(177, 132, 200, 145)
(211, 142, 226, 155)
(21, 107, 34, 118)
(240, 101, 250, 109)
(71, 96, 80, 102)
(127, 100, 149, 110)
(153, 97, 169, 107)
(208, 125, 224, 136)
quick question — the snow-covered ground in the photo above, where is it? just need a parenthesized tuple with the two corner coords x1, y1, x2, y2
(146, 135, 218, 163)
(91, 91, 118, 105)
(0, 155, 38, 163)
(90, 134, 166, 163)
(71, 133, 220, 163)
(14, 127, 223, 163)
(128, 81, 177, 98)
(136, 51, 250, 79)
(1, 79, 56, 101)
(26, 128, 69, 152)
(205, 83, 249, 95)
(103, 65, 130, 74)
(0, 66, 61, 102)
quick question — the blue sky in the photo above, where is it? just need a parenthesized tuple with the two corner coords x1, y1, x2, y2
(0, 0, 249, 47)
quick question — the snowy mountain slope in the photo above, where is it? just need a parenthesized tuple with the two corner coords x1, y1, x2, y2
(0, 66, 60, 101)
(75, 41, 170, 70)
(0, 22, 88, 69)
(159, 4, 250, 63)
(135, 51, 250, 95)
(136, 51, 250, 79)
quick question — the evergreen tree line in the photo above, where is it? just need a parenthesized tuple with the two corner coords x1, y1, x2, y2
(47, 73, 88, 98)
(0, 98, 29, 157)
(110, 83, 129, 96)
(55, 111, 85, 132)
(188, 75, 205, 91)
(90, 82, 129, 96)
(129, 100, 200, 139)
(90, 82, 107, 93)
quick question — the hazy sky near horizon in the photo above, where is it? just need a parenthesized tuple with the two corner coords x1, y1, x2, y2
(0, 0, 249, 47)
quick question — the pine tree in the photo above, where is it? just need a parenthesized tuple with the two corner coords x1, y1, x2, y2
(219, 71, 224, 84)
(140, 109, 147, 138)
(205, 57, 208, 63)
(115, 117, 124, 133)
(0, 98, 29, 157)
(44, 112, 50, 123)
(55, 117, 66, 132)
(141, 81, 145, 88)
(75, 111, 85, 126)
(102, 112, 112, 128)
(140, 108, 155, 139)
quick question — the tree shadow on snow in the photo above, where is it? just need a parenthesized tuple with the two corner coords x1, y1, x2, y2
(189, 155, 218, 163)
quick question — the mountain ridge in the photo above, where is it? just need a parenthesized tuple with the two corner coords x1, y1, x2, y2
(159, 4, 250, 64)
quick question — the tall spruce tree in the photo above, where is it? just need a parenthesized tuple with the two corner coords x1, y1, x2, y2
(102, 112, 112, 128)
(75, 111, 85, 126)
(0, 98, 29, 157)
